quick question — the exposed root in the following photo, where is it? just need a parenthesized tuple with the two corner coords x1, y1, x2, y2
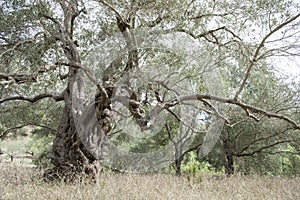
(43, 161, 100, 183)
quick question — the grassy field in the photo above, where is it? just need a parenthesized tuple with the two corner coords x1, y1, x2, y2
(1, 136, 300, 199)
(0, 163, 299, 200)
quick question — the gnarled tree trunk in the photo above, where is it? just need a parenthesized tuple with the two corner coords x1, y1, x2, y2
(42, 0, 113, 182)
(44, 70, 114, 181)
(43, 70, 110, 181)
(43, 0, 145, 182)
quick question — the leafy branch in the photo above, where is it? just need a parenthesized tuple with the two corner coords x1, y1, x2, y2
(234, 13, 300, 100)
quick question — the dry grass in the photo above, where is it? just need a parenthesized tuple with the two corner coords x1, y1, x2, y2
(0, 164, 299, 200)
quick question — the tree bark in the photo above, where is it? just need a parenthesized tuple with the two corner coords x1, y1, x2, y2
(224, 150, 234, 176)
(42, 0, 114, 182)
(174, 144, 183, 176)
(43, 71, 113, 182)
(175, 157, 183, 176)
(222, 128, 235, 176)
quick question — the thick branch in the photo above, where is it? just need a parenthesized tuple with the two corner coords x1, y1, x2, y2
(260, 150, 300, 155)
(0, 65, 61, 86)
(181, 142, 203, 158)
(0, 73, 37, 85)
(171, 26, 226, 39)
(96, 0, 130, 27)
(147, 15, 163, 27)
(167, 26, 241, 41)
(0, 32, 44, 57)
(0, 124, 56, 139)
(165, 94, 300, 129)
(40, 14, 64, 34)
(112, 92, 299, 131)
(189, 12, 233, 20)
(0, 93, 64, 104)
(236, 139, 300, 157)
(237, 127, 293, 155)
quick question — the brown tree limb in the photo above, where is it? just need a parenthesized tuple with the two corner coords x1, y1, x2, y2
(0, 73, 37, 85)
(0, 64, 62, 86)
(167, 26, 242, 41)
(181, 142, 203, 159)
(165, 94, 300, 129)
(0, 93, 64, 104)
(0, 123, 56, 139)
(199, 99, 231, 124)
(147, 15, 163, 27)
(260, 150, 300, 155)
(40, 14, 64, 34)
(237, 127, 294, 155)
(96, 0, 130, 28)
(0, 32, 44, 57)
(70, 8, 87, 39)
(171, 26, 226, 39)
(189, 12, 234, 20)
(236, 138, 300, 157)
(112, 92, 299, 131)
(234, 13, 300, 100)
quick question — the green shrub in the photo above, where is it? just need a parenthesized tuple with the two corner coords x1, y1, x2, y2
(181, 152, 215, 174)
(27, 130, 54, 168)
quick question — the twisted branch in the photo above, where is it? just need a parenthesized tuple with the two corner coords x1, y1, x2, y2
(0, 93, 64, 104)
